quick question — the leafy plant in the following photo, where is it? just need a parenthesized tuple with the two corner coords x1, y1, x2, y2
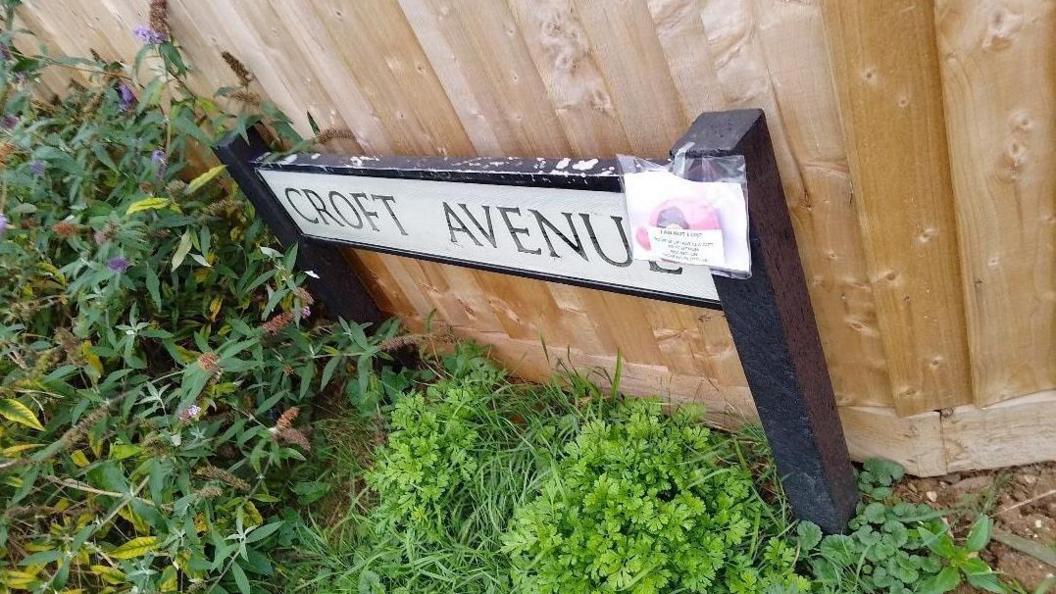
(286, 346, 597, 594)
(502, 400, 807, 594)
(0, 4, 404, 593)
(797, 458, 1009, 594)
(919, 514, 1005, 593)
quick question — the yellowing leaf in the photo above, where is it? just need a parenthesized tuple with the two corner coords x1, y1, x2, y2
(193, 513, 207, 534)
(109, 536, 159, 560)
(208, 297, 223, 322)
(88, 427, 104, 458)
(37, 260, 67, 285)
(118, 507, 150, 534)
(243, 501, 263, 528)
(3, 475, 23, 488)
(80, 341, 103, 380)
(2, 443, 43, 456)
(90, 565, 126, 585)
(70, 449, 90, 467)
(125, 197, 171, 215)
(159, 566, 178, 592)
(0, 398, 45, 431)
(185, 164, 226, 195)
(3, 569, 40, 587)
(109, 443, 141, 461)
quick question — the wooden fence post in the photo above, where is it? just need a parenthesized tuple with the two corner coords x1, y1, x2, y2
(673, 109, 858, 533)
(213, 128, 383, 324)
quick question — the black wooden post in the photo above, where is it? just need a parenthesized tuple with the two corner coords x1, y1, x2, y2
(213, 128, 383, 324)
(672, 109, 858, 533)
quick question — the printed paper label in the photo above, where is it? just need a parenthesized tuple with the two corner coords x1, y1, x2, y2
(646, 227, 724, 266)
(623, 169, 750, 274)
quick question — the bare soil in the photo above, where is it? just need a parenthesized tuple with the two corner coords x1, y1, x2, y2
(897, 462, 1056, 592)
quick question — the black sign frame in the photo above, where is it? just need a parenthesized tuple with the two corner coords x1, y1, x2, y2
(255, 153, 722, 310)
(216, 109, 859, 533)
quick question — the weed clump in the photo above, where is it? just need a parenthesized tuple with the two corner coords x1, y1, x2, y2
(503, 400, 807, 594)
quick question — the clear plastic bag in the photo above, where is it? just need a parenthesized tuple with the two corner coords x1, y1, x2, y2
(618, 152, 750, 279)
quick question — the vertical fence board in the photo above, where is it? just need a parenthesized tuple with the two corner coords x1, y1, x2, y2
(266, 0, 392, 154)
(823, 0, 972, 415)
(571, 0, 688, 155)
(935, 0, 1056, 406)
(397, 0, 572, 156)
(508, 0, 632, 156)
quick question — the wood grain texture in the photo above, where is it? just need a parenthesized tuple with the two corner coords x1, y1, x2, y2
(935, 0, 1056, 406)
(839, 406, 947, 477)
(943, 390, 1056, 472)
(641, 0, 894, 407)
(18, 0, 1056, 473)
(823, 0, 972, 415)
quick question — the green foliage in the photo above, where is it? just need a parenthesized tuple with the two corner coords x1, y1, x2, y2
(290, 347, 594, 594)
(797, 459, 1008, 594)
(918, 514, 1006, 593)
(502, 400, 807, 594)
(0, 10, 402, 594)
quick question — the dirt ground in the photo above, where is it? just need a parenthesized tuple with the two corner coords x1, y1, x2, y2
(897, 462, 1056, 592)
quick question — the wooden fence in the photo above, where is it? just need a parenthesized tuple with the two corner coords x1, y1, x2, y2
(17, 0, 1055, 476)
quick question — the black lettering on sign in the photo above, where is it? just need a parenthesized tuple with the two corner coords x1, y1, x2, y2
(459, 204, 497, 248)
(444, 202, 482, 246)
(303, 189, 343, 226)
(350, 192, 381, 231)
(284, 188, 319, 224)
(529, 210, 587, 261)
(497, 207, 542, 256)
(328, 191, 364, 229)
(650, 260, 683, 275)
(373, 194, 408, 236)
(581, 214, 632, 267)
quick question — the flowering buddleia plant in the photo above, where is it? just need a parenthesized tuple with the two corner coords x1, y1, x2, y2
(0, 1, 401, 592)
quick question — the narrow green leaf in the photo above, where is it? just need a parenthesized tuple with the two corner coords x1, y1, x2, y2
(231, 562, 251, 594)
(966, 514, 993, 552)
(244, 520, 283, 544)
(966, 569, 1006, 593)
(321, 355, 342, 390)
(145, 266, 162, 308)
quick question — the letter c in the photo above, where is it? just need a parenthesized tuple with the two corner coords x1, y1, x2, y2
(284, 188, 320, 224)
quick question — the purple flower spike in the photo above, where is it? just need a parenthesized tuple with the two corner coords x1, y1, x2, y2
(1, 115, 18, 129)
(107, 256, 130, 273)
(117, 82, 136, 112)
(28, 160, 44, 176)
(301, 306, 312, 319)
(134, 25, 167, 45)
(178, 404, 201, 422)
(151, 149, 168, 179)
(0, 213, 8, 236)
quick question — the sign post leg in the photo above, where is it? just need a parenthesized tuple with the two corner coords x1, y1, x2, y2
(213, 129, 383, 324)
(673, 110, 859, 533)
